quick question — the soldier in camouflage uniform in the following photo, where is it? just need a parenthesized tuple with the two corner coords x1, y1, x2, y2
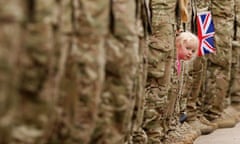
(142, 0, 176, 143)
(142, 0, 200, 144)
(58, 1, 109, 143)
(0, 1, 24, 143)
(0, 1, 63, 143)
(2, 1, 240, 144)
(1, 1, 107, 144)
(89, 1, 149, 144)
(231, 0, 240, 107)
(222, 0, 240, 124)
(229, 0, 240, 120)
(200, 0, 237, 129)
(0, 1, 150, 144)
(162, 1, 206, 143)
(130, 1, 152, 144)
(185, 0, 218, 135)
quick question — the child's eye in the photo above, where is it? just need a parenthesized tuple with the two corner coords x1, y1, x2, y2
(186, 47, 191, 50)
(192, 50, 196, 53)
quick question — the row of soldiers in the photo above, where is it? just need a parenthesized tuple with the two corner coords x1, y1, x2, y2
(0, 0, 240, 144)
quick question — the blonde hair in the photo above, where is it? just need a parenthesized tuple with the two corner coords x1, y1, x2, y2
(176, 31, 199, 60)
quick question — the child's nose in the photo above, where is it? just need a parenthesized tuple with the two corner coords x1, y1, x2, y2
(188, 51, 192, 55)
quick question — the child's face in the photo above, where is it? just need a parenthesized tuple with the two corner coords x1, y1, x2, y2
(178, 40, 197, 61)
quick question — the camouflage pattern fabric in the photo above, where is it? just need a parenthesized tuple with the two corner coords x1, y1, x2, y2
(0, 1, 148, 144)
(0, 0, 60, 144)
(231, 0, 240, 103)
(142, 0, 176, 143)
(177, 0, 196, 120)
(130, 1, 150, 144)
(186, 58, 205, 120)
(58, 1, 109, 144)
(202, 0, 234, 120)
(1, 0, 108, 144)
(90, 1, 144, 144)
(231, 41, 240, 102)
(165, 0, 192, 131)
(1, 1, 240, 144)
(23, 1, 75, 144)
(186, 0, 210, 121)
(0, 1, 24, 143)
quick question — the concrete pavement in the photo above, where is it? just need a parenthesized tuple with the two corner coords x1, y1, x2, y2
(194, 122, 240, 144)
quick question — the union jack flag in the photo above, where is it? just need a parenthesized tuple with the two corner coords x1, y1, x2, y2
(197, 11, 215, 56)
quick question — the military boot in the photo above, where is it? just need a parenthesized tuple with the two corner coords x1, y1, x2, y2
(181, 122, 201, 140)
(162, 119, 196, 144)
(163, 130, 185, 144)
(197, 115, 218, 130)
(188, 118, 215, 135)
(230, 41, 240, 107)
(223, 105, 240, 122)
(211, 110, 237, 129)
(176, 122, 200, 144)
(174, 125, 193, 144)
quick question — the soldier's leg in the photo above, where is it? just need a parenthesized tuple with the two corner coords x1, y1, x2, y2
(174, 61, 201, 140)
(231, 41, 240, 111)
(142, 0, 177, 143)
(4, 1, 64, 144)
(90, 1, 141, 144)
(231, 0, 240, 107)
(230, 42, 240, 105)
(187, 59, 219, 135)
(228, 0, 240, 121)
(182, 1, 216, 135)
(130, 1, 151, 143)
(203, 0, 236, 128)
(0, 1, 24, 143)
(162, 0, 201, 143)
(40, 1, 109, 144)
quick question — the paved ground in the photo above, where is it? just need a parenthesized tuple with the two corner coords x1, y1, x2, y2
(194, 122, 240, 144)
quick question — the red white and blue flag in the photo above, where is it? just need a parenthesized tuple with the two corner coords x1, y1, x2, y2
(197, 11, 215, 56)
